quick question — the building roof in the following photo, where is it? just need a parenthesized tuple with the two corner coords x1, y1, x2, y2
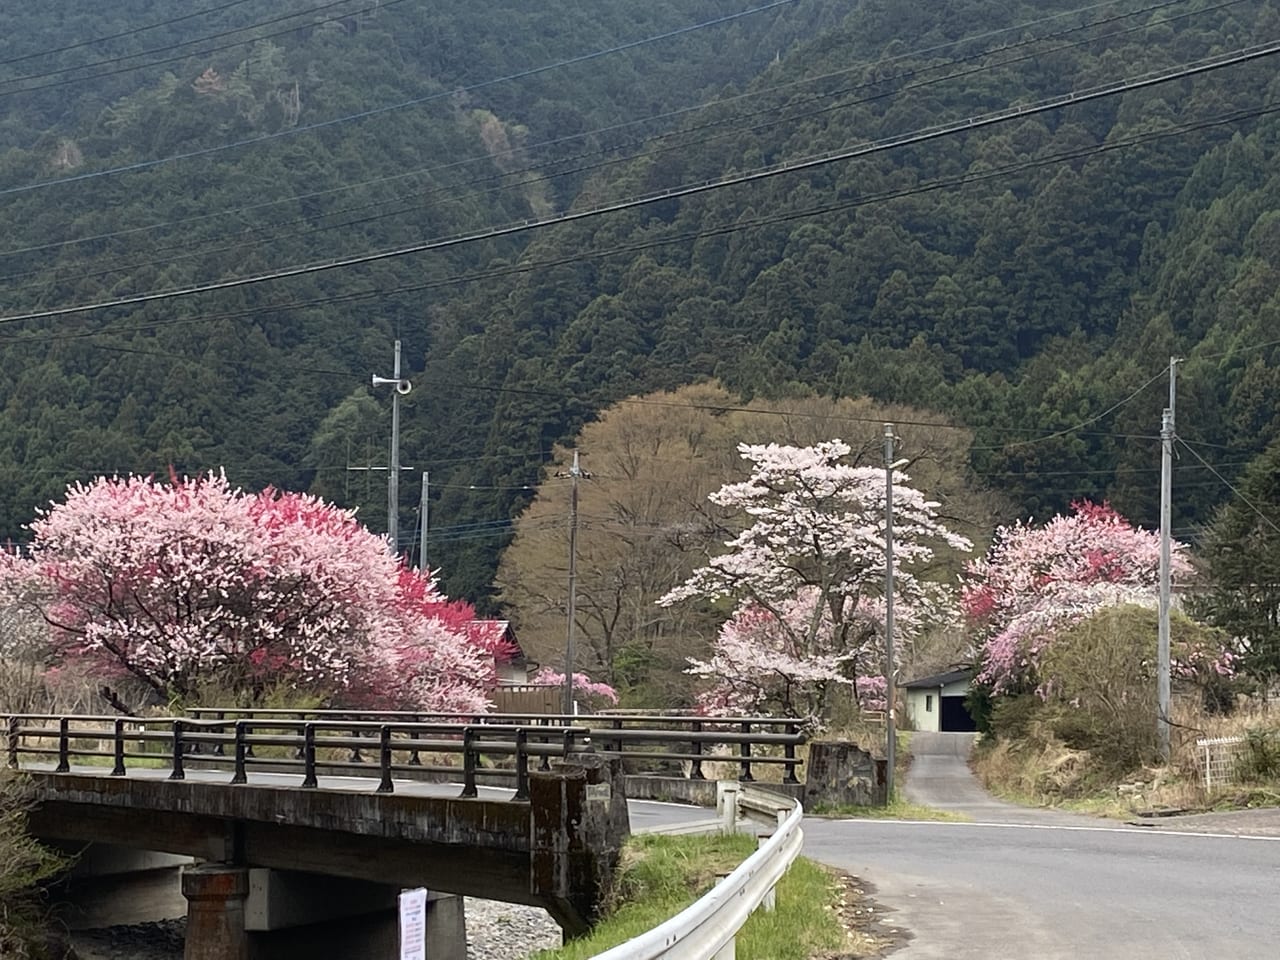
(902, 668, 972, 689)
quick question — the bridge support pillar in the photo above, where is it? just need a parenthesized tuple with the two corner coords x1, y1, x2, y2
(182, 864, 249, 960)
(530, 754, 630, 938)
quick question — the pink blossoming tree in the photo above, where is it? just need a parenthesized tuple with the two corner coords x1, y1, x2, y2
(963, 501, 1196, 694)
(659, 441, 972, 721)
(0, 472, 496, 712)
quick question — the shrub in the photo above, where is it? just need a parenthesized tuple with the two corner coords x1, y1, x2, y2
(0, 772, 68, 959)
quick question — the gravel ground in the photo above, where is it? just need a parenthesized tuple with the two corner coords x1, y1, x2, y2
(66, 898, 562, 960)
(464, 898, 562, 959)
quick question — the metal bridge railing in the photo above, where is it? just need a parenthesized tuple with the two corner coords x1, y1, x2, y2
(4, 711, 806, 797)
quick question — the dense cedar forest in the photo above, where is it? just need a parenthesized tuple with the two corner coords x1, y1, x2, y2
(2, 0, 1280, 609)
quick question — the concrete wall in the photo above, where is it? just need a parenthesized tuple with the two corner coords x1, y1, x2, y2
(906, 689, 940, 732)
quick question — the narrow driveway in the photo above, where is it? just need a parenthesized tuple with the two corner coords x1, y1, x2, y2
(902, 731, 1096, 826)
(803, 731, 1280, 959)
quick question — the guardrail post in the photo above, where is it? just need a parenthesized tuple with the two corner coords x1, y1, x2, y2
(690, 720, 705, 780)
(301, 723, 317, 789)
(55, 717, 71, 773)
(7, 716, 20, 769)
(758, 835, 777, 911)
(112, 718, 127, 776)
(783, 721, 801, 784)
(169, 720, 186, 780)
(738, 721, 754, 782)
(231, 721, 248, 784)
(460, 727, 478, 798)
(717, 781, 740, 834)
(514, 727, 530, 801)
(376, 725, 394, 793)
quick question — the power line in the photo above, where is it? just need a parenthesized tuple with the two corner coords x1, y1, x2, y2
(0, 0, 260, 68)
(0, 0, 1230, 285)
(0, 0, 798, 199)
(7, 35, 1277, 327)
(3, 87, 1270, 417)
(0, 0, 1182, 265)
(0, 0, 388, 92)
(4, 95, 1271, 362)
(993, 366, 1170, 450)
(1175, 438, 1280, 534)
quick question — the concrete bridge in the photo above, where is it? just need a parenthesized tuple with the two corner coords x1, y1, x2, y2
(6, 711, 806, 959)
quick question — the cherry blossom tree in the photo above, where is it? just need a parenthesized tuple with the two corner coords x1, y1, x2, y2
(659, 441, 972, 720)
(0, 472, 495, 712)
(964, 501, 1195, 694)
(531, 669, 620, 708)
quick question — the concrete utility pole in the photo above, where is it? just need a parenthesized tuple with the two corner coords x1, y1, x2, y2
(883, 423, 898, 803)
(418, 471, 430, 573)
(563, 451, 583, 715)
(372, 340, 412, 558)
(1157, 356, 1179, 761)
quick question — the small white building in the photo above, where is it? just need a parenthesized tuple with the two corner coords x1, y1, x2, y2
(903, 668, 976, 732)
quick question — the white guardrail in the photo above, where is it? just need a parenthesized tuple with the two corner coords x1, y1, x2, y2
(594, 782, 804, 960)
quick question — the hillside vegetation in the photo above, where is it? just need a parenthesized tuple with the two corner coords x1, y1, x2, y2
(1, 0, 1278, 608)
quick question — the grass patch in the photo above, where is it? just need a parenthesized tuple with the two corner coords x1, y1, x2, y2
(810, 798, 969, 821)
(531, 833, 850, 960)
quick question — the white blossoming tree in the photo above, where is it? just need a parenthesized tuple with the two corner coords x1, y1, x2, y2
(658, 441, 972, 721)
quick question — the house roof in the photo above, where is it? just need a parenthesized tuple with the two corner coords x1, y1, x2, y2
(902, 668, 972, 689)
(466, 619, 527, 662)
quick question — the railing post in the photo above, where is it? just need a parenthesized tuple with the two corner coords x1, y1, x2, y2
(783, 721, 801, 785)
(460, 727, 478, 798)
(55, 717, 71, 773)
(690, 720, 705, 780)
(538, 717, 552, 772)
(514, 727, 530, 801)
(7, 716, 20, 769)
(348, 721, 364, 764)
(231, 721, 248, 784)
(212, 710, 226, 756)
(170, 720, 186, 780)
(301, 723, 317, 789)
(112, 718, 126, 776)
(738, 721, 754, 782)
(408, 716, 422, 766)
(376, 725, 394, 794)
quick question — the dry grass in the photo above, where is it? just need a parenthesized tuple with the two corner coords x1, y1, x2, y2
(974, 697, 1280, 818)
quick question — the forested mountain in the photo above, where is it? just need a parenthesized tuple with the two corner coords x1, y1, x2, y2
(2, 0, 1279, 611)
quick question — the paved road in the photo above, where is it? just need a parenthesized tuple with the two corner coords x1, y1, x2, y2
(804, 732, 1280, 959)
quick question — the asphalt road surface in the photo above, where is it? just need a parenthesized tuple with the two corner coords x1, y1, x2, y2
(805, 731, 1280, 959)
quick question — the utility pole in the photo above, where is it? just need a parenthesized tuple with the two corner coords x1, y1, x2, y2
(372, 340, 412, 558)
(883, 423, 897, 804)
(562, 452, 583, 716)
(1157, 356, 1179, 761)
(417, 471, 429, 574)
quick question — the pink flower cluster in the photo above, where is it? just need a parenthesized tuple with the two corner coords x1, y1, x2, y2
(2, 472, 497, 712)
(965, 501, 1192, 692)
(532, 669, 620, 705)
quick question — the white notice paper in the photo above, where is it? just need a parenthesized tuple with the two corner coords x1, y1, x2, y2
(399, 887, 428, 960)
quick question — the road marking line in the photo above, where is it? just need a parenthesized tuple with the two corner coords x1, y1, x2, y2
(821, 818, 1280, 842)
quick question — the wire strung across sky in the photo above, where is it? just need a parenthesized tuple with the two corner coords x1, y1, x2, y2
(1, 0, 1234, 300)
(5, 33, 1278, 328)
(0, 0, 799, 199)
(0, 0, 1213, 275)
